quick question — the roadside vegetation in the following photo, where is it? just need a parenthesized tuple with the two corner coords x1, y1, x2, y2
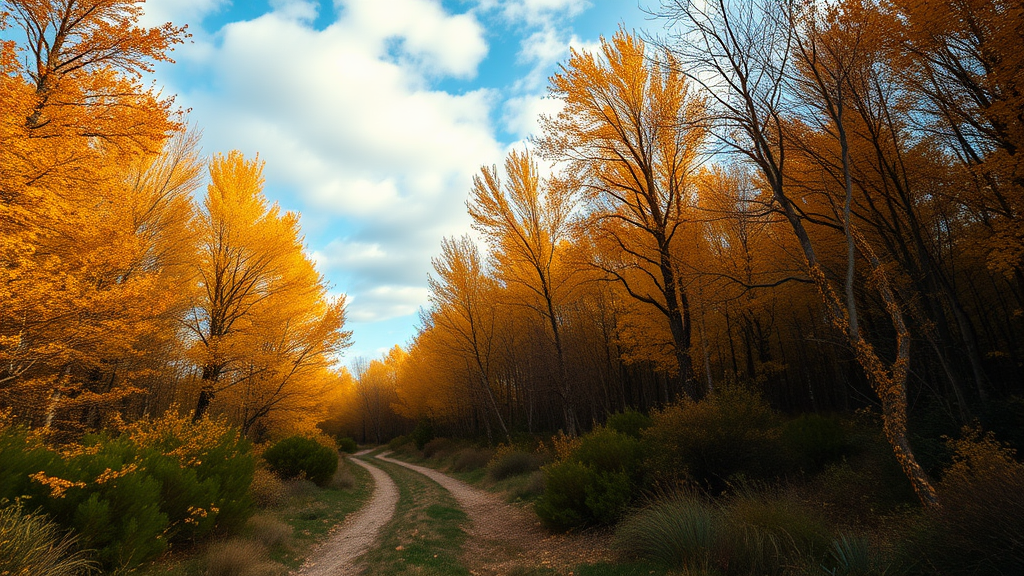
(386, 388, 1024, 575)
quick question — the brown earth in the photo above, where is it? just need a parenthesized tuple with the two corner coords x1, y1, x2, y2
(294, 453, 400, 576)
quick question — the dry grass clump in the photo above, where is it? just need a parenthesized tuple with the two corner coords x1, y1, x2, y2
(422, 437, 455, 458)
(284, 478, 319, 499)
(329, 459, 356, 490)
(0, 504, 96, 576)
(488, 448, 546, 481)
(205, 539, 280, 576)
(452, 447, 494, 472)
(249, 468, 287, 509)
(245, 514, 292, 548)
(510, 470, 546, 501)
(614, 488, 836, 575)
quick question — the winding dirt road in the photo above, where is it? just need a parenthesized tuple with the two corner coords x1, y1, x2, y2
(376, 452, 612, 575)
(294, 453, 399, 576)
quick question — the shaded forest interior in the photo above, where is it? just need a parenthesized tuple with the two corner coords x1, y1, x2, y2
(327, 1, 1024, 475)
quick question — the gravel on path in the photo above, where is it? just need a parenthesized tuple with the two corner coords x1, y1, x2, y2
(375, 452, 613, 575)
(293, 456, 399, 576)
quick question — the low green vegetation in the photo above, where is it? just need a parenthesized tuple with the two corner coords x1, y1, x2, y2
(394, 389, 1024, 575)
(0, 412, 253, 571)
(262, 435, 339, 486)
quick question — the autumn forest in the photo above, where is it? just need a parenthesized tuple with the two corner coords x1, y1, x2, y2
(2, 1, 1023, 575)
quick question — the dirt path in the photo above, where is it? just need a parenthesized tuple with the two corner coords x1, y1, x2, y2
(294, 454, 399, 576)
(375, 452, 613, 575)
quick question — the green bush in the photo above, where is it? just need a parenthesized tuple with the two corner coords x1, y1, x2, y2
(575, 427, 642, 474)
(387, 434, 413, 451)
(0, 412, 256, 571)
(488, 450, 546, 481)
(642, 386, 782, 491)
(412, 420, 435, 450)
(535, 460, 593, 529)
(0, 504, 96, 576)
(781, 414, 848, 470)
(263, 436, 338, 487)
(535, 427, 641, 528)
(607, 409, 653, 439)
(337, 437, 358, 454)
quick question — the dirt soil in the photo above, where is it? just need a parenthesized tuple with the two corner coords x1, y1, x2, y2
(376, 451, 614, 575)
(294, 453, 399, 576)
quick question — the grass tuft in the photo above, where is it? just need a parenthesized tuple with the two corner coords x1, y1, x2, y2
(249, 468, 287, 509)
(245, 514, 292, 549)
(0, 504, 96, 576)
(614, 492, 717, 570)
(205, 539, 276, 576)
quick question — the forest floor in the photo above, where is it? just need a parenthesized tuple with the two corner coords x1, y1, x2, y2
(293, 449, 667, 576)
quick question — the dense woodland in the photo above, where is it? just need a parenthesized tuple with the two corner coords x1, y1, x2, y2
(0, 0, 351, 441)
(1, 0, 1023, 574)
(328, 0, 1024, 505)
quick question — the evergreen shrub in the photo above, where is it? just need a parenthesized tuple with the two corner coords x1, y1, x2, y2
(488, 449, 545, 481)
(263, 436, 338, 487)
(412, 420, 435, 450)
(0, 412, 255, 570)
(606, 409, 653, 439)
(642, 386, 782, 490)
(535, 427, 641, 529)
(337, 436, 358, 453)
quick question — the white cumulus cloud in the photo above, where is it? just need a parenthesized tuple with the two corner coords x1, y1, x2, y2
(152, 0, 503, 331)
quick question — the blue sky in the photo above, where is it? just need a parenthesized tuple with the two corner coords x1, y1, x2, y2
(141, 0, 652, 364)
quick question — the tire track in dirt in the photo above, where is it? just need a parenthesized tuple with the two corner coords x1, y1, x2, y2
(294, 453, 399, 576)
(375, 451, 613, 575)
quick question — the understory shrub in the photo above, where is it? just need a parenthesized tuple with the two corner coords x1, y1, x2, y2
(911, 428, 1024, 575)
(263, 436, 338, 487)
(606, 409, 653, 439)
(488, 448, 546, 481)
(452, 447, 494, 472)
(0, 412, 255, 570)
(329, 459, 356, 490)
(422, 437, 455, 458)
(245, 513, 292, 548)
(412, 420, 435, 450)
(510, 470, 546, 501)
(781, 414, 848, 470)
(0, 504, 96, 576)
(822, 533, 890, 576)
(336, 436, 358, 454)
(718, 489, 832, 574)
(642, 386, 782, 491)
(205, 538, 274, 576)
(387, 434, 413, 452)
(535, 427, 641, 528)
